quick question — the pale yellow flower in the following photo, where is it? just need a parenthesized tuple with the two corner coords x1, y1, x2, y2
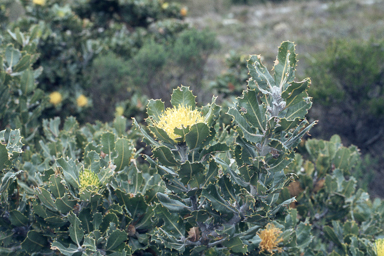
(116, 106, 124, 116)
(155, 105, 205, 142)
(376, 239, 384, 256)
(180, 7, 187, 17)
(258, 223, 283, 255)
(49, 92, 62, 105)
(77, 94, 88, 107)
(33, 0, 46, 6)
(162, 2, 169, 9)
(79, 169, 100, 192)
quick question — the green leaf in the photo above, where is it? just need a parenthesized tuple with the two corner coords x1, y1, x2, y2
(227, 108, 262, 143)
(51, 241, 81, 256)
(201, 161, 219, 188)
(106, 230, 128, 251)
(13, 54, 31, 72)
(9, 210, 28, 227)
(185, 123, 210, 150)
(323, 225, 343, 247)
(55, 194, 77, 214)
(274, 41, 297, 90)
(0, 129, 23, 154)
(57, 158, 80, 189)
(157, 192, 190, 213)
(237, 90, 266, 133)
(155, 206, 185, 238)
(115, 190, 147, 222)
(179, 161, 205, 188)
(132, 118, 160, 147)
(21, 231, 47, 253)
(114, 138, 134, 172)
(296, 222, 312, 248)
(202, 184, 237, 215)
(148, 125, 175, 145)
(113, 116, 127, 137)
(0, 144, 10, 171)
(35, 187, 58, 212)
(247, 55, 275, 94)
(171, 86, 196, 109)
(135, 205, 156, 230)
(101, 132, 115, 156)
(222, 237, 247, 253)
(153, 146, 179, 166)
(5, 44, 21, 67)
(147, 99, 165, 121)
(49, 174, 65, 198)
(20, 69, 35, 95)
(68, 212, 84, 246)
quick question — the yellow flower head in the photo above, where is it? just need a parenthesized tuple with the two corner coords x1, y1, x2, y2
(116, 106, 124, 116)
(49, 91, 62, 105)
(155, 105, 205, 142)
(376, 238, 384, 256)
(258, 223, 283, 255)
(77, 94, 88, 107)
(79, 169, 100, 192)
(33, 0, 46, 6)
(180, 7, 187, 17)
(162, 2, 169, 9)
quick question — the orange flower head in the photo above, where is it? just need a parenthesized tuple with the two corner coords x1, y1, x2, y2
(258, 223, 283, 255)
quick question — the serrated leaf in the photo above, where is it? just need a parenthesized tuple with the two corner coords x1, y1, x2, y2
(155, 206, 185, 238)
(185, 123, 210, 150)
(157, 192, 190, 213)
(0, 129, 23, 154)
(201, 161, 219, 188)
(132, 118, 160, 147)
(202, 184, 237, 215)
(147, 99, 165, 121)
(55, 194, 77, 214)
(171, 86, 196, 109)
(20, 69, 34, 95)
(57, 158, 80, 189)
(247, 55, 275, 94)
(49, 174, 65, 198)
(323, 226, 343, 247)
(148, 125, 175, 145)
(21, 231, 47, 253)
(68, 212, 84, 246)
(296, 222, 312, 248)
(106, 230, 128, 251)
(222, 237, 247, 253)
(113, 116, 127, 137)
(36, 187, 58, 212)
(13, 54, 31, 72)
(238, 90, 266, 133)
(101, 132, 115, 156)
(51, 241, 80, 256)
(9, 210, 28, 227)
(135, 205, 156, 230)
(179, 161, 205, 188)
(0, 144, 10, 171)
(227, 108, 262, 143)
(274, 41, 296, 90)
(114, 138, 134, 172)
(153, 146, 178, 166)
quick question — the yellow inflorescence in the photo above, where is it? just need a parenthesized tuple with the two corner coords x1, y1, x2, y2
(33, 0, 46, 6)
(180, 7, 187, 17)
(162, 2, 169, 9)
(49, 92, 62, 105)
(155, 105, 205, 142)
(376, 239, 384, 256)
(76, 94, 88, 107)
(258, 223, 283, 255)
(79, 169, 100, 192)
(116, 106, 124, 116)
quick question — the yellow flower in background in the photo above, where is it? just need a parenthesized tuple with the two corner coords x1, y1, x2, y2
(33, 0, 46, 6)
(79, 169, 100, 192)
(162, 2, 169, 9)
(77, 94, 88, 107)
(258, 223, 283, 255)
(180, 7, 187, 17)
(376, 239, 384, 256)
(49, 91, 62, 105)
(116, 106, 124, 116)
(155, 105, 205, 142)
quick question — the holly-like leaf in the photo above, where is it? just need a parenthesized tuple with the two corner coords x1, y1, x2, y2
(35, 187, 58, 212)
(114, 138, 134, 172)
(202, 184, 237, 215)
(238, 90, 266, 133)
(101, 132, 115, 156)
(222, 237, 248, 254)
(49, 174, 65, 198)
(153, 146, 179, 166)
(57, 158, 80, 189)
(227, 108, 263, 143)
(179, 161, 205, 188)
(247, 55, 275, 94)
(106, 229, 128, 251)
(132, 118, 160, 147)
(113, 116, 127, 137)
(147, 99, 165, 121)
(21, 231, 47, 253)
(155, 205, 186, 238)
(51, 241, 81, 256)
(171, 86, 196, 109)
(157, 192, 190, 213)
(68, 212, 84, 246)
(5, 44, 21, 67)
(274, 41, 297, 90)
(185, 123, 210, 150)
(9, 210, 28, 227)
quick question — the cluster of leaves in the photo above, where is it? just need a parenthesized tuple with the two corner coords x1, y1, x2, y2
(3, 0, 216, 123)
(1, 36, 382, 256)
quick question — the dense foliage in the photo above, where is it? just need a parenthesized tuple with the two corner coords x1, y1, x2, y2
(1, 22, 383, 255)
